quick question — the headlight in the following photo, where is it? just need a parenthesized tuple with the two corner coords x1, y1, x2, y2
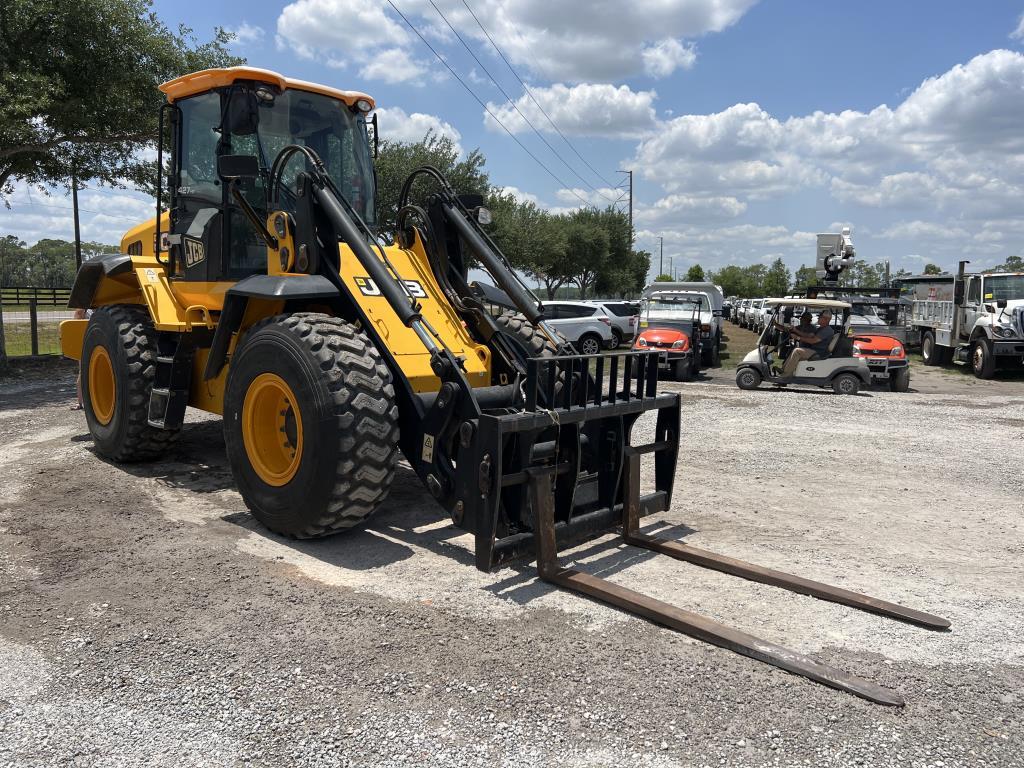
(671, 339, 685, 349)
(890, 345, 903, 357)
(993, 325, 1015, 338)
(636, 337, 648, 347)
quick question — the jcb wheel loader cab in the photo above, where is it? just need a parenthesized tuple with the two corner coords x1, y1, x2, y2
(80, 306, 179, 461)
(223, 313, 400, 537)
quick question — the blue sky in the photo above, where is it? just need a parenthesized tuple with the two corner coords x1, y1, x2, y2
(4, 0, 1024, 281)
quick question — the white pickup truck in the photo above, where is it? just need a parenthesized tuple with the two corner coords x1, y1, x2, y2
(900, 262, 1024, 378)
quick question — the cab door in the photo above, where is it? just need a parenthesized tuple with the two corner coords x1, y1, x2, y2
(962, 276, 982, 340)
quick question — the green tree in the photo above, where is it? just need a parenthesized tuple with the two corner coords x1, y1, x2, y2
(654, 273, 674, 282)
(983, 255, 1024, 273)
(684, 264, 705, 282)
(0, 0, 242, 198)
(923, 263, 944, 275)
(563, 210, 609, 299)
(709, 265, 751, 297)
(374, 132, 489, 240)
(762, 258, 791, 296)
(791, 265, 817, 293)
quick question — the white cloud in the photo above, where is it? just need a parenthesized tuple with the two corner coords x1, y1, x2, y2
(1011, 14, 1024, 40)
(373, 107, 464, 154)
(553, 187, 623, 207)
(635, 193, 746, 226)
(275, 0, 756, 84)
(499, 186, 543, 206)
(486, 83, 658, 139)
(277, 0, 419, 81)
(642, 39, 697, 78)
(227, 22, 265, 46)
(0, 182, 154, 246)
(359, 48, 426, 84)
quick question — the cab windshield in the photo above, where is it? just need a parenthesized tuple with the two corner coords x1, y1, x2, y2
(239, 88, 376, 224)
(176, 86, 376, 225)
(985, 274, 1024, 301)
(647, 295, 708, 312)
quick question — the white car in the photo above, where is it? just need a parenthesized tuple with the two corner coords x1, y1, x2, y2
(540, 301, 616, 355)
(745, 298, 765, 330)
(586, 300, 639, 347)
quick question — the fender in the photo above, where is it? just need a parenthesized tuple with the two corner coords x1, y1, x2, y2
(203, 274, 341, 381)
(68, 254, 137, 309)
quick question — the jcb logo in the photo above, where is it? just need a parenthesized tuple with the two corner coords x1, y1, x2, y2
(354, 276, 427, 299)
(183, 236, 205, 268)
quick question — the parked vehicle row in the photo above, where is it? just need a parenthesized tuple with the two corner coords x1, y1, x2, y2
(731, 297, 771, 333)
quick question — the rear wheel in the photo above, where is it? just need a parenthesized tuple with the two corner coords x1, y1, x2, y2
(80, 305, 178, 461)
(610, 328, 623, 348)
(921, 331, 940, 366)
(736, 367, 762, 390)
(224, 313, 399, 538)
(578, 333, 602, 356)
(832, 372, 861, 395)
(889, 367, 910, 392)
(971, 338, 996, 379)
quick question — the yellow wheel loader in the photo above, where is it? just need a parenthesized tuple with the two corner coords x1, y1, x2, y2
(61, 67, 948, 705)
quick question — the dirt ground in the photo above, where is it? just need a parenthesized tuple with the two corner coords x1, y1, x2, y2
(1, 356, 1022, 767)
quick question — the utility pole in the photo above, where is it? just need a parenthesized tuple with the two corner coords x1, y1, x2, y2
(619, 169, 632, 241)
(71, 168, 82, 270)
(658, 236, 663, 276)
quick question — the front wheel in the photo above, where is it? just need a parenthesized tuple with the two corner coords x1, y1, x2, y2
(80, 305, 178, 461)
(736, 367, 762, 390)
(224, 313, 400, 538)
(889, 368, 910, 392)
(832, 372, 861, 395)
(972, 338, 996, 379)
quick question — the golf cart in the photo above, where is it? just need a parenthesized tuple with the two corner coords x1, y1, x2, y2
(735, 299, 872, 395)
(634, 293, 703, 381)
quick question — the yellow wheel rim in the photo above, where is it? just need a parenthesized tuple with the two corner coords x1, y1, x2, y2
(241, 373, 303, 487)
(88, 345, 116, 426)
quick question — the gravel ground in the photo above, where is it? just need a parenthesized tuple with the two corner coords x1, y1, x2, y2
(1, 359, 1022, 767)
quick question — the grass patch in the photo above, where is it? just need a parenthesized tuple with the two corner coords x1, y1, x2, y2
(2, 321, 64, 357)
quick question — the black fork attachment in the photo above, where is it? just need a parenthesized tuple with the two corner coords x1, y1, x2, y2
(466, 349, 949, 707)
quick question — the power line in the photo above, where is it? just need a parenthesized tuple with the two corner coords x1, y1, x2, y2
(430, 1, 617, 204)
(384, 0, 594, 208)
(5, 200, 143, 223)
(460, 0, 620, 193)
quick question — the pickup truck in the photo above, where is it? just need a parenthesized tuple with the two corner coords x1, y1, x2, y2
(899, 262, 1024, 378)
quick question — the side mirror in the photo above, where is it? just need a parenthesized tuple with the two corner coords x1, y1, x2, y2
(218, 154, 259, 181)
(997, 299, 1008, 309)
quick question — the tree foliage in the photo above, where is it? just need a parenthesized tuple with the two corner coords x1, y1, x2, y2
(923, 263, 944, 275)
(373, 132, 490, 240)
(0, 235, 118, 287)
(684, 264, 705, 281)
(984, 255, 1023, 273)
(0, 0, 243, 199)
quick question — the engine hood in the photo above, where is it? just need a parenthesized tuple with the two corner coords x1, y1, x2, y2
(637, 327, 689, 344)
(851, 334, 905, 356)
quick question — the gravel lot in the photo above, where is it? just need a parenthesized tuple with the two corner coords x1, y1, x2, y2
(1, 358, 1022, 767)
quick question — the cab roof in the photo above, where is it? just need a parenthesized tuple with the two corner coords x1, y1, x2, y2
(765, 298, 851, 309)
(159, 66, 375, 108)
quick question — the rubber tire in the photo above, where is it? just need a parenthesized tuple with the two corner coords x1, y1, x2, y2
(832, 372, 861, 395)
(80, 305, 179, 461)
(712, 333, 722, 366)
(494, 311, 561, 357)
(971, 337, 997, 379)
(889, 367, 910, 392)
(578, 333, 603, 356)
(736, 367, 762, 390)
(921, 331, 940, 366)
(610, 328, 623, 348)
(672, 359, 687, 382)
(223, 313, 399, 538)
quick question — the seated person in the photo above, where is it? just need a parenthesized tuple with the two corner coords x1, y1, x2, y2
(774, 309, 835, 377)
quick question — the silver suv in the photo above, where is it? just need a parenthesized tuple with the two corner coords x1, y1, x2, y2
(586, 300, 639, 347)
(540, 301, 616, 355)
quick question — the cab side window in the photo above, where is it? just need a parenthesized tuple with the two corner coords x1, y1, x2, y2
(177, 93, 222, 201)
(967, 278, 981, 305)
